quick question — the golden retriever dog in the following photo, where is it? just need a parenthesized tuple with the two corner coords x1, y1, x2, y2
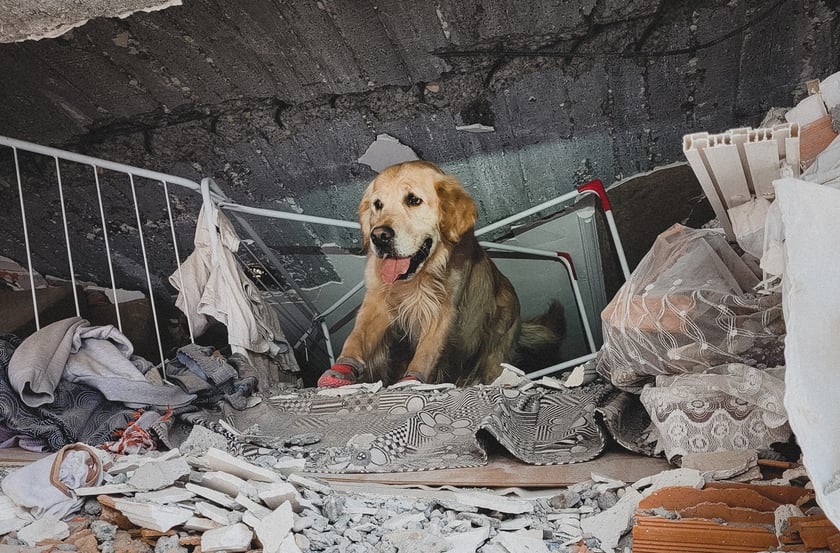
(317, 160, 565, 387)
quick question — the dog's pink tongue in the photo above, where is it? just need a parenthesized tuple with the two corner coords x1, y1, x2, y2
(381, 256, 411, 284)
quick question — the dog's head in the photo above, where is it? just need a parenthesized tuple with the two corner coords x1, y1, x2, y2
(358, 160, 477, 283)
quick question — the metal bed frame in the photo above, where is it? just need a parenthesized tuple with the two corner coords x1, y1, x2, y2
(0, 135, 630, 380)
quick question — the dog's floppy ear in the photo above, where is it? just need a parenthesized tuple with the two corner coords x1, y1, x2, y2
(436, 174, 477, 243)
(358, 182, 374, 251)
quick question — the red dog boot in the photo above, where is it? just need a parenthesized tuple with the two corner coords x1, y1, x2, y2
(397, 370, 427, 384)
(317, 357, 364, 388)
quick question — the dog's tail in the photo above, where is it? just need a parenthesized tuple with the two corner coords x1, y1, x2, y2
(514, 300, 566, 373)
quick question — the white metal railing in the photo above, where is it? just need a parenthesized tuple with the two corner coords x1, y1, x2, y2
(2, 134, 631, 381)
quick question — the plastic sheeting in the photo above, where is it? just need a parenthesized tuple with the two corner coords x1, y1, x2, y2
(775, 177, 840, 529)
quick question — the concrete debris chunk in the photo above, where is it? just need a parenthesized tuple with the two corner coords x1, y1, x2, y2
(499, 517, 532, 530)
(493, 529, 550, 553)
(128, 456, 191, 491)
(17, 514, 69, 547)
(273, 457, 306, 476)
(109, 449, 182, 475)
(255, 502, 294, 553)
(288, 473, 332, 495)
(580, 487, 643, 552)
(201, 522, 253, 552)
(383, 511, 427, 530)
(199, 470, 257, 498)
(454, 491, 534, 514)
(134, 486, 195, 504)
(445, 526, 491, 551)
(185, 482, 239, 509)
(633, 468, 705, 496)
(183, 516, 222, 532)
(279, 532, 303, 553)
(179, 425, 230, 457)
(75, 483, 135, 497)
(680, 449, 759, 481)
(258, 481, 303, 511)
(112, 498, 194, 532)
(194, 500, 241, 526)
(235, 492, 272, 519)
(384, 529, 449, 552)
(198, 447, 279, 483)
(775, 503, 806, 537)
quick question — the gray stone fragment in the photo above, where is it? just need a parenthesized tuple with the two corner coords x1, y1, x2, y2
(83, 497, 103, 516)
(549, 489, 581, 509)
(323, 494, 346, 523)
(91, 519, 118, 543)
(680, 449, 758, 481)
(597, 490, 619, 511)
(155, 534, 188, 553)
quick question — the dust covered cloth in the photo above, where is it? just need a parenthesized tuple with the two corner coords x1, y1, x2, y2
(227, 382, 613, 472)
(0, 333, 139, 451)
(8, 317, 195, 409)
(168, 202, 291, 359)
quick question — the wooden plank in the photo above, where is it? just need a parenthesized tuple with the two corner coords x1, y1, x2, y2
(312, 451, 671, 488)
(0, 447, 48, 467)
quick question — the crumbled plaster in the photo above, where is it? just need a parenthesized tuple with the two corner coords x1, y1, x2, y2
(0, 0, 182, 43)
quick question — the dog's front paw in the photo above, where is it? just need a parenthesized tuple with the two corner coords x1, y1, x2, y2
(317, 357, 364, 388)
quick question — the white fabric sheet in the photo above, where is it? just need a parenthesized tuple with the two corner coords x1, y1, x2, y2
(775, 177, 840, 528)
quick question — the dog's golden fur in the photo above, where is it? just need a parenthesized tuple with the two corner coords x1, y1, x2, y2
(337, 160, 564, 386)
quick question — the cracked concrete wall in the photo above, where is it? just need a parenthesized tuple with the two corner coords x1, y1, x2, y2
(0, 0, 183, 43)
(0, 0, 837, 295)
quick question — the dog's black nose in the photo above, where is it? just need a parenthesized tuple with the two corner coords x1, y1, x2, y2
(371, 225, 394, 249)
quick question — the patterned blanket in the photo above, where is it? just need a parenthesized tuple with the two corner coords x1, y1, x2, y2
(0, 333, 138, 451)
(227, 381, 614, 473)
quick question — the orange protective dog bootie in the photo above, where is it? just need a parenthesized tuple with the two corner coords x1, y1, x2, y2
(317, 357, 363, 388)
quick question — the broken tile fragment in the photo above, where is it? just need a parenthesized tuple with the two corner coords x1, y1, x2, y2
(199, 470, 257, 498)
(17, 515, 69, 547)
(134, 486, 195, 504)
(445, 526, 491, 551)
(201, 523, 254, 552)
(288, 473, 332, 495)
(258, 481, 303, 511)
(128, 456, 191, 491)
(493, 529, 549, 553)
(183, 516, 222, 532)
(633, 468, 705, 496)
(112, 498, 193, 532)
(185, 482, 239, 509)
(198, 448, 279, 483)
(195, 500, 240, 526)
(454, 491, 534, 514)
(255, 502, 294, 553)
(273, 457, 306, 476)
(580, 487, 643, 551)
(680, 449, 758, 481)
(235, 492, 272, 519)
(776, 503, 806, 541)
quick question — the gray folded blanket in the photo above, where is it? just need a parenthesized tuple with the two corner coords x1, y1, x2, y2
(9, 317, 195, 409)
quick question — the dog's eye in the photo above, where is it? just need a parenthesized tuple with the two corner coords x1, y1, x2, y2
(373, 199, 383, 210)
(405, 193, 423, 207)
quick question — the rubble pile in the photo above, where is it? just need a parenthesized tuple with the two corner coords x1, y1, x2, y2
(0, 425, 833, 553)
